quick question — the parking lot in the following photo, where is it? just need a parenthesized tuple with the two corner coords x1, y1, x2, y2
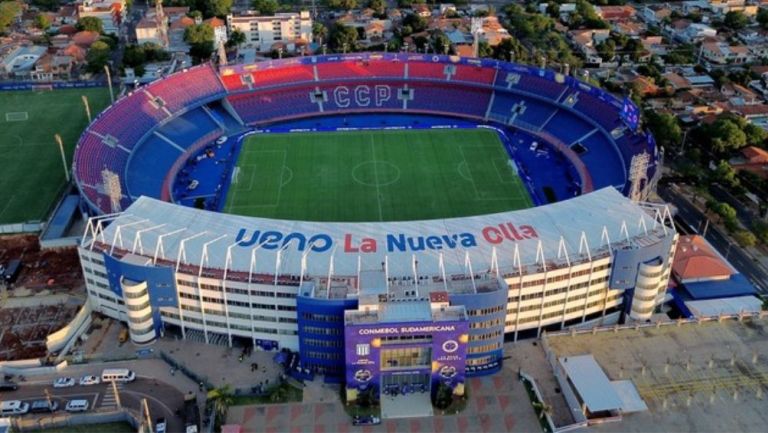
(0, 376, 186, 433)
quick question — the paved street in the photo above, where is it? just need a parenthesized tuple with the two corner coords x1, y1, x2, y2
(658, 184, 768, 294)
(0, 377, 185, 433)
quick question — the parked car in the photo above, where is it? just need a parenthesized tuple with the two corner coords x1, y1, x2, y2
(64, 399, 89, 412)
(0, 381, 18, 391)
(53, 377, 75, 388)
(29, 400, 59, 413)
(0, 400, 29, 416)
(79, 375, 101, 386)
(156, 417, 167, 433)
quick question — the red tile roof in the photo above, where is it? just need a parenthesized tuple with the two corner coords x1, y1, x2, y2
(673, 235, 733, 281)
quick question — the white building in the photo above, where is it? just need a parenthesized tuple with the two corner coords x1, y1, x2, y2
(77, 0, 127, 36)
(226, 11, 312, 53)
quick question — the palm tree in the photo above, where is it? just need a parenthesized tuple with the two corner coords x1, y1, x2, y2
(207, 384, 235, 424)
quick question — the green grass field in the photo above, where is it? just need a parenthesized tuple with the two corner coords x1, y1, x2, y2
(224, 128, 533, 222)
(0, 88, 111, 224)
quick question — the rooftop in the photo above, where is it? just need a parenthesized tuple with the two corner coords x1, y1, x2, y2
(88, 188, 673, 283)
(543, 317, 768, 433)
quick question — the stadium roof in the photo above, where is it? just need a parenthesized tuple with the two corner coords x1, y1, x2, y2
(87, 188, 671, 279)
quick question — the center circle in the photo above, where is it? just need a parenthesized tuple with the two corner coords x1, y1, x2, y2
(351, 161, 401, 187)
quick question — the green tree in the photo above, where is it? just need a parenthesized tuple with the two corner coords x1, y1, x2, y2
(185, 23, 215, 63)
(326, 0, 357, 10)
(546, 2, 560, 18)
(431, 30, 452, 54)
(204, 0, 233, 17)
(493, 37, 528, 63)
(724, 11, 749, 30)
(0, 1, 20, 34)
(312, 21, 327, 45)
(368, 0, 385, 15)
(251, 0, 277, 15)
(734, 230, 757, 247)
(207, 385, 234, 427)
(123, 44, 147, 68)
(77, 16, 104, 33)
(402, 13, 427, 33)
(596, 39, 616, 62)
(35, 14, 51, 30)
(477, 40, 493, 58)
(328, 23, 357, 52)
(31, 0, 59, 11)
(758, 8, 768, 29)
(226, 29, 245, 48)
(714, 160, 740, 188)
(85, 40, 111, 73)
(644, 111, 682, 150)
(709, 118, 747, 153)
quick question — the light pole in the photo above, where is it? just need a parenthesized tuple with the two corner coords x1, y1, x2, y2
(679, 128, 689, 156)
(104, 64, 114, 104)
(54, 134, 70, 182)
(81, 95, 92, 124)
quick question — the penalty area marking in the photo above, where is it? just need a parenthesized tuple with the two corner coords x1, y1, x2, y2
(5, 112, 28, 122)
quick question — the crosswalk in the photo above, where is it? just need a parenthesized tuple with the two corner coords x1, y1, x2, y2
(100, 382, 125, 409)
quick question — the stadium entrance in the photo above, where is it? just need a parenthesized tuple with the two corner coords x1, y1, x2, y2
(344, 290, 469, 419)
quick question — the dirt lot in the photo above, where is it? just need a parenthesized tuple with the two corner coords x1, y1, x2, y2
(0, 301, 81, 361)
(0, 234, 86, 361)
(0, 234, 84, 292)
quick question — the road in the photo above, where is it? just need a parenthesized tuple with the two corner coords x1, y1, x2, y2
(0, 377, 186, 433)
(659, 184, 768, 294)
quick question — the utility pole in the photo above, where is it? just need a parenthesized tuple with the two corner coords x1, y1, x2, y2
(104, 64, 115, 104)
(44, 388, 53, 410)
(54, 134, 70, 182)
(142, 398, 154, 433)
(81, 95, 92, 124)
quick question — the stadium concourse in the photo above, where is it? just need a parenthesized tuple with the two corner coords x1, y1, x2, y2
(71, 53, 674, 419)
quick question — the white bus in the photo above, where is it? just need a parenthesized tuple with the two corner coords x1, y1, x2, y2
(101, 368, 136, 383)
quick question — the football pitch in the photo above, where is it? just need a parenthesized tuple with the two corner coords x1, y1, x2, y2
(0, 88, 110, 224)
(224, 128, 533, 222)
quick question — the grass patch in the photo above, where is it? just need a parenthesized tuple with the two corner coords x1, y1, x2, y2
(521, 375, 553, 433)
(224, 128, 533, 222)
(231, 381, 303, 406)
(28, 422, 134, 433)
(0, 88, 110, 224)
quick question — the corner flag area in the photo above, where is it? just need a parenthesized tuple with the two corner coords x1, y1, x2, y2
(0, 88, 110, 224)
(224, 128, 533, 222)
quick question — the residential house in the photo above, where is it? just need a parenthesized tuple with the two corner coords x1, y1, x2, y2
(641, 4, 673, 24)
(168, 15, 194, 52)
(700, 41, 752, 65)
(569, 29, 610, 64)
(439, 4, 457, 16)
(226, 11, 312, 53)
(204, 17, 227, 48)
(729, 146, 768, 178)
(76, 0, 127, 36)
(709, 0, 758, 17)
(413, 4, 431, 18)
(475, 16, 510, 47)
(641, 35, 667, 57)
(666, 20, 717, 43)
(595, 5, 636, 22)
(0, 45, 47, 79)
(613, 21, 646, 37)
(30, 53, 74, 80)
